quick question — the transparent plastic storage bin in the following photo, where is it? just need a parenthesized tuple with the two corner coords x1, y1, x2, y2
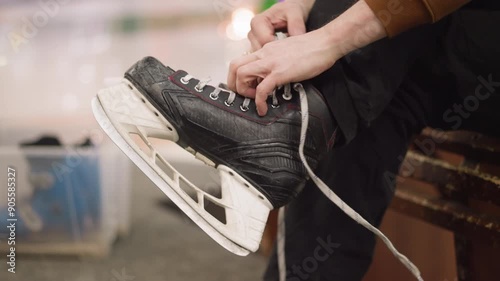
(0, 141, 131, 257)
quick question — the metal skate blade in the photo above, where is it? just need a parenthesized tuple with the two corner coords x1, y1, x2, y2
(91, 80, 273, 255)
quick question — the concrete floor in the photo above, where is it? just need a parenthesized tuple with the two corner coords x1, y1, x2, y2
(2, 165, 267, 281)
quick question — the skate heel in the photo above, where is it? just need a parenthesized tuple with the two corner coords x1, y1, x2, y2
(92, 80, 272, 255)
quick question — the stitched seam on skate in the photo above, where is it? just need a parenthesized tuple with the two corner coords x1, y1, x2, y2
(167, 71, 330, 154)
(168, 71, 326, 153)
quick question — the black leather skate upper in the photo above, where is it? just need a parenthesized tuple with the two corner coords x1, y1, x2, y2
(125, 56, 337, 208)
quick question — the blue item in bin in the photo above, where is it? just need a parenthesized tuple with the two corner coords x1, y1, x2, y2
(25, 151, 101, 241)
(1, 135, 102, 242)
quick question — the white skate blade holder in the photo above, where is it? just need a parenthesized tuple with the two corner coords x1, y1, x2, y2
(92, 79, 273, 256)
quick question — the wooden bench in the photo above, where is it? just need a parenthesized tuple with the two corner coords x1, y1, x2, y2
(392, 128, 500, 281)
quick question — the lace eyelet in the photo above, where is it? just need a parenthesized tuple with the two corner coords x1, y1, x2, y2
(224, 100, 233, 107)
(271, 104, 280, 109)
(282, 93, 292, 101)
(240, 105, 249, 112)
(209, 92, 219, 100)
(180, 77, 189, 85)
(194, 85, 204, 92)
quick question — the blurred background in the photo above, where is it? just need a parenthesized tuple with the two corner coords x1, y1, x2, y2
(0, 0, 267, 280)
(0, 0, 460, 281)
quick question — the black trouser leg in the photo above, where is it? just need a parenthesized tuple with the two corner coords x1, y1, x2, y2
(263, 3, 500, 281)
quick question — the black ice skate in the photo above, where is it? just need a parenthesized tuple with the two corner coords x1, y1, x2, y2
(92, 56, 337, 255)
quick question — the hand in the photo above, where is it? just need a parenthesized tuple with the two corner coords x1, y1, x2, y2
(228, 28, 340, 116)
(247, 0, 314, 51)
(227, 0, 386, 116)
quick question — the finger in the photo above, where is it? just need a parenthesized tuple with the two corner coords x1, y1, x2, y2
(235, 76, 257, 98)
(227, 53, 259, 92)
(250, 15, 277, 47)
(247, 32, 261, 52)
(240, 87, 256, 99)
(235, 61, 269, 96)
(255, 76, 278, 116)
(286, 9, 306, 36)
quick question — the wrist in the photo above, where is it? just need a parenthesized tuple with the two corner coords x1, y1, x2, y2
(311, 28, 344, 64)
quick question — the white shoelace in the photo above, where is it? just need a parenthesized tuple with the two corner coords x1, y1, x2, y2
(275, 83, 423, 281)
(180, 74, 287, 111)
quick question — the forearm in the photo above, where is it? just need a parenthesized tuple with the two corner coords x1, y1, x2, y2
(317, 0, 472, 59)
(321, 0, 386, 59)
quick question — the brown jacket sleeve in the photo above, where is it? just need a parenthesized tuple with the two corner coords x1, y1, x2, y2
(365, 0, 471, 37)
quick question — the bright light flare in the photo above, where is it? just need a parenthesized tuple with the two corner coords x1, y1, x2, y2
(225, 8, 254, 41)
